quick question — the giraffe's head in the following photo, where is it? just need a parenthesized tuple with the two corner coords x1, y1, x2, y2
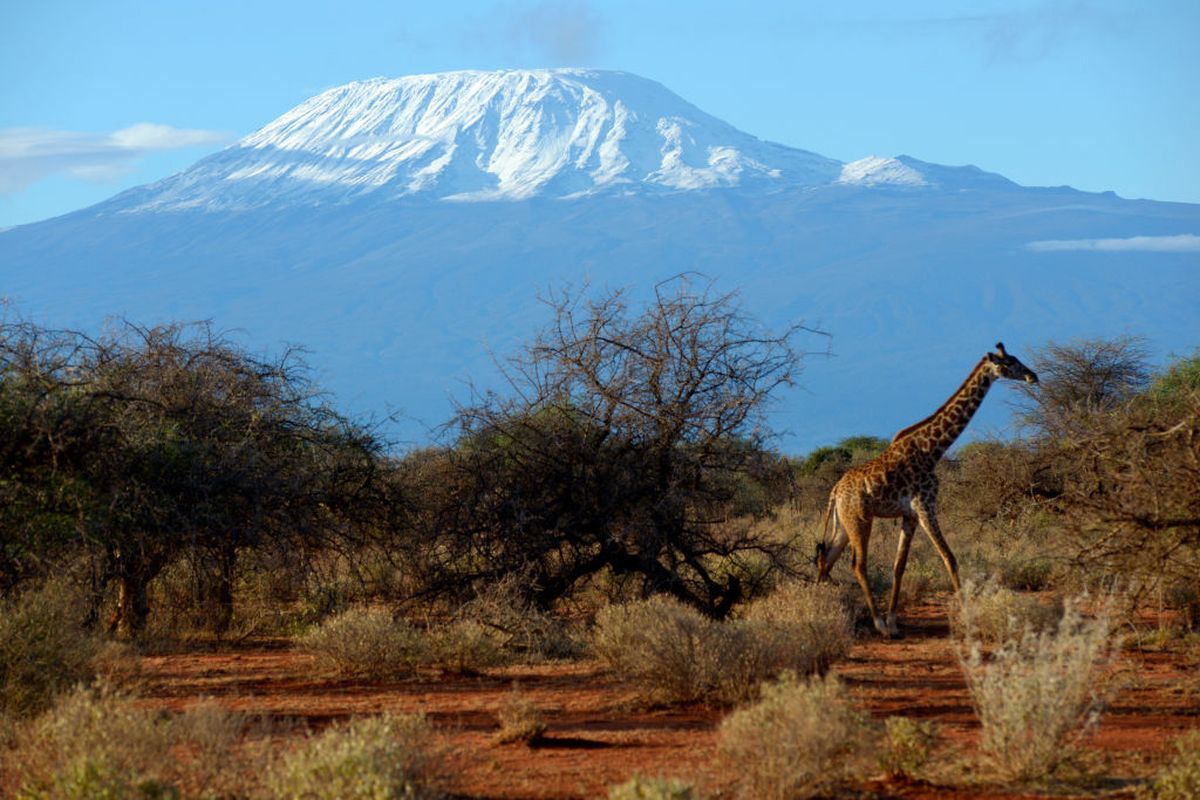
(986, 342, 1038, 384)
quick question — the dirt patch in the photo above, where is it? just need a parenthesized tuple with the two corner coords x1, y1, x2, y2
(133, 600, 1198, 799)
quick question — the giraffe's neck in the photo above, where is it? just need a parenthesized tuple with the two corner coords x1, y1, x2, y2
(892, 358, 996, 459)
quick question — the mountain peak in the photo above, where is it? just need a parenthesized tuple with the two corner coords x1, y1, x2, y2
(107, 69, 842, 212)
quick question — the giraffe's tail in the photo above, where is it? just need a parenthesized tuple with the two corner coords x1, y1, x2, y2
(815, 491, 837, 581)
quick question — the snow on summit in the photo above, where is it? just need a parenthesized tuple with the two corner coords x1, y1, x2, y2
(838, 156, 927, 187)
(113, 69, 841, 211)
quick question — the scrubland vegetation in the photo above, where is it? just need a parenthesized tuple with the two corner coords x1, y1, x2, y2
(2, 284, 1197, 797)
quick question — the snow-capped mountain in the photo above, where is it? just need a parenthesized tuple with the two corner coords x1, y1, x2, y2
(111, 69, 840, 212)
(4, 70, 1198, 452)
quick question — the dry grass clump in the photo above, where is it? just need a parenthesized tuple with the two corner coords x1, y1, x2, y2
(492, 685, 547, 745)
(593, 596, 719, 703)
(958, 596, 1114, 782)
(422, 574, 585, 673)
(300, 589, 575, 679)
(1139, 731, 1200, 800)
(262, 713, 446, 800)
(172, 697, 251, 797)
(718, 672, 875, 800)
(8, 683, 249, 799)
(592, 591, 854, 705)
(879, 716, 939, 781)
(427, 619, 505, 674)
(951, 578, 1061, 643)
(0, 580, 102, 718)
(299, 606, 428, 680)
(607, 774, 697, 799)
(742, 581, 855, 674)
(453, 573, 582, 661)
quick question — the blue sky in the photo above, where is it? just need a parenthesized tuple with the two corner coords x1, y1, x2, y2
(2, 0, 1197, 228)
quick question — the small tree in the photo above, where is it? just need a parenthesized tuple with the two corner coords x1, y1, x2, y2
(1014, 336, 1150, 440)
(1007, 343, 1199, 605)
(407, 276, 817, 616)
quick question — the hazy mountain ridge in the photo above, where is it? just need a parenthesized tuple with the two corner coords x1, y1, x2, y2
(3, 70, 1198, 451)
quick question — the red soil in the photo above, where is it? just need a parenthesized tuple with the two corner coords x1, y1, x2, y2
(135, 601, 1199, 799)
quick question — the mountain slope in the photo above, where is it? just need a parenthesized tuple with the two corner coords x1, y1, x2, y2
(106, 69, 840, 212)
(3, 69, 1198, 452)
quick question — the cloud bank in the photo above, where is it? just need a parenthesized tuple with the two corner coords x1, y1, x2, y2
(0, 124, 228, 193)
(464, 0, 605, 65)
(1026, 234, 1200, 253)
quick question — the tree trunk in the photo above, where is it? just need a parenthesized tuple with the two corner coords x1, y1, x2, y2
(107, 548, 162, 638)
(110, 571, 151, 638)
(206, 543, 237, 635)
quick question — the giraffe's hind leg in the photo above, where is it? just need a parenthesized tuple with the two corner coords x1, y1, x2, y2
(818, 525, 850, 580)
(914, 496, 961, 594)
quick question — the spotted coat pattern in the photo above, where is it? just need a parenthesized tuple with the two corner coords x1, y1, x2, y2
(816, 344, 1038, 637)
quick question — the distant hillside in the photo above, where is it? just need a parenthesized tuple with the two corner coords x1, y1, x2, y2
(3, 69, 1198, 451)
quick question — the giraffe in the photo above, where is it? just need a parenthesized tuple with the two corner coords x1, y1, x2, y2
(816, 342, 1038, 637)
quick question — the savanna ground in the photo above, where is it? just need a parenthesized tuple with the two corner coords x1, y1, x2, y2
(3, 291, 1198, 798)
(127, 598, 1198, 799)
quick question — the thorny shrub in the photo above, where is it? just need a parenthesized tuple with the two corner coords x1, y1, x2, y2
(958, 597, 1114, 782)
(592, 592, 853, 705)
(8, 683, 248, 799)
(299, 607, 428, 680)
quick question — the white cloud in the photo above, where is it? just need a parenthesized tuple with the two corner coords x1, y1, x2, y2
(0, 124, 229, 194)
(1026, 234, 1200, 253)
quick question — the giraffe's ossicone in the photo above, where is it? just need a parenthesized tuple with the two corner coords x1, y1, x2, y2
(816, 342, 1038, 637)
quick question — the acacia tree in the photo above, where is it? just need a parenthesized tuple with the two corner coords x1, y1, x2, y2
(0, 319, 384, 635)
(1014, 336, 1151, 440)
(409, 276, 815, 617)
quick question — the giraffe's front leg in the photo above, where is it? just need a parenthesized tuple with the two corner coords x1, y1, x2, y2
(845, 515, 889, 637)
(886, 515, 917, 637)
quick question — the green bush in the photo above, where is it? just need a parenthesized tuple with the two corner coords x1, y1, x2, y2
(11, 684, 178, 798)
(8, 683, 251, 799)
(741, 582, 854, 674)
(0, 580, 101, 717)
(879, 716, 938, 780)
(263, 713, 445, 800)
(1140, 731, 1200, 800)
(1146, 352, 1200, 406)
(718, 672, 874, 799)
(958, 597, 1113, 781)
(23, 757, 177, 800)
(299, 607, 428, 680)
(607, 774, 696, 799)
